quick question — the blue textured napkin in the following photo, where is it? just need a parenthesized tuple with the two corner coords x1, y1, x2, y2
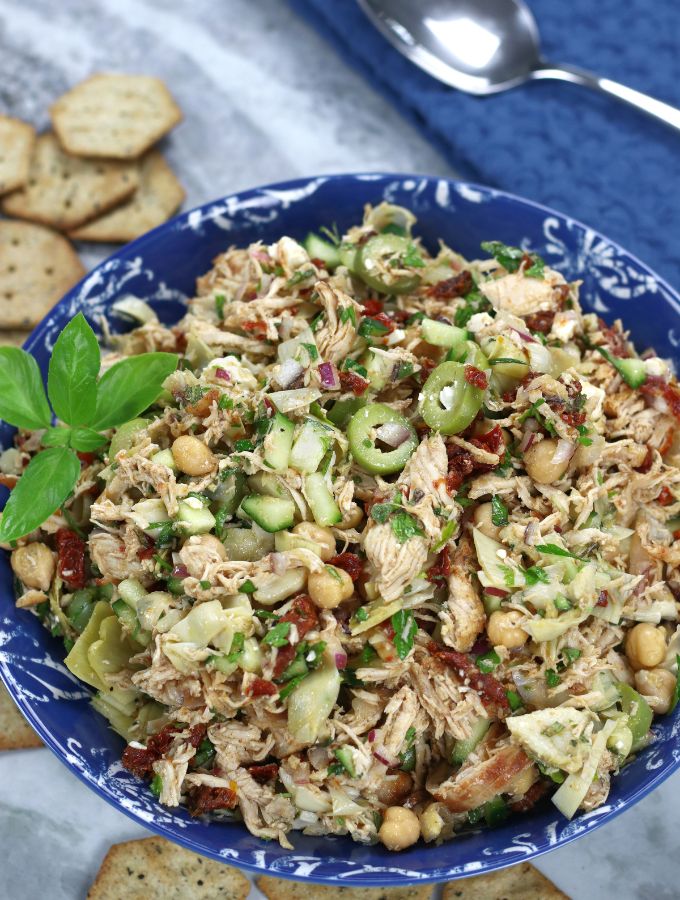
(288, 0, 680, 290)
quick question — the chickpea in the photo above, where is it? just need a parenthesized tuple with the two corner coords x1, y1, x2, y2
(11, 542, 55, 592)
(335, 503, 365, 531)
(171, 435, 217, 476)
(625, 623, 667, 671)
(378, 806, 421, 851)
(523, 438, 570, 484)
(308, 565, 353, 609)
(486, 609, 527, 649)
(635, 668, 676, 714)
(473, 502, 501, 541)
(293, 522, 336, 561)
(376, 771, 413, 806)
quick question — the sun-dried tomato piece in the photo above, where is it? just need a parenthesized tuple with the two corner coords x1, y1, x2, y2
(281, 595, 319, 639)
(427, 548, 452, 586)
(464, 365, 488, 390)
(426, 270, 473, 299)
(76, 451, 97, 465)
(188, 784, 238, 816)
(524, 310, 555, 334)
(596, 590, 609, 608)
(361, 298, 383, 317)
(247, 763, 279, 783)
(249, 678, 278, 697)
(328, 552, 363, 582)
(188, 724, 208, 748)
(445, 445, 476, 493)
(471, 424, 504, 456)
(339, 370, 369, 396)
(121, 745, 155, 778)
(55, 528, 87, 590)
(428, 642, 510, 713)
(186, 388, 220, 418)
(657, 486, 674, 506)
(136, 546, 155, 561)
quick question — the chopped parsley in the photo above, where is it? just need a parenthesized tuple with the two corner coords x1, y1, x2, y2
(481, 241, 545, 279)
(287, 268, 315, 288)
(391, 609, 418, 660)
(535, 543, 584, 560)
(545, 668, 561, 688)
(506, 689, 523, 712)
(358, 317, 391, 338)
(214, 294, 226, 319)
(240, 579, 256, 594)
(355, 607, 369, 622)
(225, 633, 245, 663)
(453, 290, 491, 328)
(402, 243, 426, 268)
(339, 305, 357, 327)
(390, 511, 424, 544)
(301, 342, 318, 361)
(491, 495, 509, 527)
(475, 649, 501, 673)
(233, 439, 254, 452)
(218, 394, 234, 410)
(263, 621, 291, 647)
(524, 566, 550, 586)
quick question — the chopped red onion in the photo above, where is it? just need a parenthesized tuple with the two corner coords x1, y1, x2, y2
(512, 328, 537, 344)
(318, 362, 340, 390)
(214, 367, 230, 381)
(334, 652, 348, 670)
(252, 249, 271, 265)
(372, 745, 398, 767)
(524, 519, 539, 546)
(172, 564, 188, 579)
(368, 729, 376, 743)
(375, 421, 411, 448)
(485, 586, 509, 597)
(277, 358, 305, 389)
(518, 426, 537, 454)
(551, 439, 576, 466)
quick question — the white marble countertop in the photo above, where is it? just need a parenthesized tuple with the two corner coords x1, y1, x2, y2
(0, 1, 678, 897)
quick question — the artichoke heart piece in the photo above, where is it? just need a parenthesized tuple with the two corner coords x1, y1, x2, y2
(64, 600, 115, 691)
(506, 707, 595, 774)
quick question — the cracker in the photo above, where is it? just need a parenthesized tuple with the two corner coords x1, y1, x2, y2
(87, 836, 250, 900)
(2, 133, 139, 231)
(0, 116, 36, 195)
(0, 682, 43, 750)
(51, 73, 182, 160)
(442, 862, 570, 900)
(70, 150, 185, 243)
(257, 878, 433, 900)
(0, 220, 86, 328)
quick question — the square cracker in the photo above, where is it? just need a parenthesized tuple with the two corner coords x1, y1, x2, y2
(51, 73, 182, 160)
(0, 682, 43, 750)
(0, 220, 86, 328)
(442, 862, 570, 900)
(2, 133, 139, 231)
(0, 116, 36, 195)
(87, 836, 250, 900)
(257, 878, 433, 900)
(70, 150, 185, 243)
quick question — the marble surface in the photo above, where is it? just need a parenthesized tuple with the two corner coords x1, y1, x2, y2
(0, 1, 678, 898)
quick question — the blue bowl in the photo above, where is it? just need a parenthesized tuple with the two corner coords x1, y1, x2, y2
(2, 174, 680, 886)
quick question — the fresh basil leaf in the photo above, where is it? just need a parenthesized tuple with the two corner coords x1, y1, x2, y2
(90, 352, 178, 430)
(0, 347, 51, 430)
(47, 313, 100, 426)
(0, 447, 80, 542)
(70, 426, 107, 452)
(41, 426, 72, 447)
(391, 609, 417, 660)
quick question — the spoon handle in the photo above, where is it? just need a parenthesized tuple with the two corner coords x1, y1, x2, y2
(531, 62, 680, 133)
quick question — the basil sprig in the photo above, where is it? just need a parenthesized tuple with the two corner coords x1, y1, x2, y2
(0, 313, 178, 542)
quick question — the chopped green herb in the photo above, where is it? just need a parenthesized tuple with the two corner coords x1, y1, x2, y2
(263, 621, 291, 647)
(391, 609, 418, 660)
(402, 243, 426, 268)
(545, 668, 561, 688)
(287, 268, 315, 288)
(355, 607, 369, 622)
(279, 674, 307, 699)
(390, 511, 424, 544)
(476, 649, 501, 673)
(218, 394, 234, 410)
(150, 774, 163, 798)
(215, 294, 226, 319)
(498, 563, 515, 587)
(406, 311, 426, 325)
(481, 241, 545, 279)
(524, 566, 549, 586)
(234, 439, 254, 452)
(554, 595, 572, 612)
(358, 317, 391, 338)
(226, 633, 245, 663)
(193, 738, 216, 769)
(301, 342, 319, 361)
(343, 357, 367, 378)
(535, 543, 584, 560)
(491, 495, 509, 527)
(561, 646, 581, 665)
(339, 306, 357, 327)
(199, 580, 211, 590)
(542, 721, 565, 737)
(506, 690, 523, 711)
(254, 609, 278, 620)
(241, 579, 256, 594)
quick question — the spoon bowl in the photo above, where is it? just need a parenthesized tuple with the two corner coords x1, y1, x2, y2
(358, 0, 680, 130)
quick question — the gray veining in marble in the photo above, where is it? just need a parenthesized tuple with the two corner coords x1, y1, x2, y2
(0, 1, 678, 898)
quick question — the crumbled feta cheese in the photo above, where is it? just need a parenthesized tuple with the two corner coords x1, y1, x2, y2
(496, 548, 507, 559)
(385, 328, 406, 346)
(551, 310, 579, 342)
(467, 312, 495, 334)
(580, 380, 606, 421)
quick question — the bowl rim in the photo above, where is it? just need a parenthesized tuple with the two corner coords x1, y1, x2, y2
(3, 170, 680, 885)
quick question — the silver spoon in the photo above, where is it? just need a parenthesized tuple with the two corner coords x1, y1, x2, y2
(358, 0, 680, 133)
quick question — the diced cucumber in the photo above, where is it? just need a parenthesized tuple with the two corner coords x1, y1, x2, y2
(66, 588, 96, 632)
(223, 523, 275, 561)
(109, 417, 150, 458)
(151, 448, 177, 471)
(177, 500, 216, 535)
(422, 318, 468, 348)
(264, 411, 295, 472)
(118, 578, 148, 610)
(334, 745, 356, 777)
(305, 472, 341, 526)
(240, 494, 295, 532)
(112, 598, 139, 632)
(337, 242, 358, 272)
(290, 419, 332, 474)
(281, 655, 308, 680)
(211, 470, 247, 516)
(247, 471, 291, 500)
(240, 636, 263, 673)
(303, 232, 341, 268)
(451, 717, 490, 765)
(363, 350, 395, 391)
(207, 654, 239, 676)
